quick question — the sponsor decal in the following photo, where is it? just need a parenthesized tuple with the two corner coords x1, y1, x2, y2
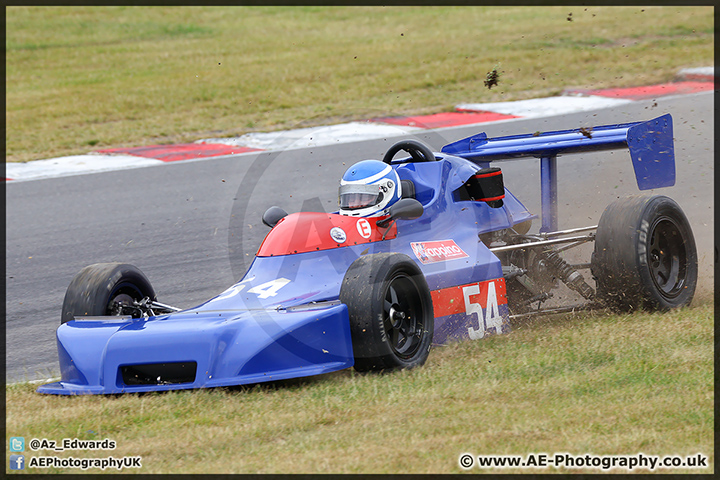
(410, 239, 469, 264)
(330, 227, 347, 244)
(356, 218, 372, 239)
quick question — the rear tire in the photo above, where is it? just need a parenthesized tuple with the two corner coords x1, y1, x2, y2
(61, 263, 156, 324)
(340, 253, 433, 372)
(591, 195, 697, 311)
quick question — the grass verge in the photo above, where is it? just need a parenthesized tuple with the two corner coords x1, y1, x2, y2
(6, 5, 714, 163)
(6, 301, 713, 474)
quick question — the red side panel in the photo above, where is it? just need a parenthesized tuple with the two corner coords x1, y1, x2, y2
(257, 212, 397, 257)
(431, 278, 507, 318)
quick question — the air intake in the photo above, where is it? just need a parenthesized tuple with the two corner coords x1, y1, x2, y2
(120, 362, 197, 386)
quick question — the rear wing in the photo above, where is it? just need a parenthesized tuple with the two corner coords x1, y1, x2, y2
(441, 114, 675, 232)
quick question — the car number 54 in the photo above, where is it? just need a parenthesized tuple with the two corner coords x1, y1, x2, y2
(463, 281, 503, 340)
(216, 277, 291, 301)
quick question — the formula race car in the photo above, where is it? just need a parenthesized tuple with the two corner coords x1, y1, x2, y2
(38, 114, 697, 395)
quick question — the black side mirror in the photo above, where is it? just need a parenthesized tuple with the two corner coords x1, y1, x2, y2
(377, 198, 424, 228)
(262, 206, 288, 228)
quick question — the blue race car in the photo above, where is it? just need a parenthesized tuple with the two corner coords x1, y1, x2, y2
(38, 114, 697, 395)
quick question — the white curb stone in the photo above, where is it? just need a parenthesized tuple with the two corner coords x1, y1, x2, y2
(6, 154, 163, 182)
(676, 66, 715, 81)
(198, 121, 422, 151)
(456, 95, 633, 118)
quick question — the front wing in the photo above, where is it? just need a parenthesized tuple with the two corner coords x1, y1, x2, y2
(36, 303, 354, 395)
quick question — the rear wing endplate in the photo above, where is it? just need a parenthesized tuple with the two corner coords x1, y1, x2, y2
(441, 114, 675, 232)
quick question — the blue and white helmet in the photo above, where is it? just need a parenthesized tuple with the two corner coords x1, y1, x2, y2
(338, 159, 402, 217)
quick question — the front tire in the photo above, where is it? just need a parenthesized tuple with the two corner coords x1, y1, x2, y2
(591, 195, 697, 311)
(340, 253, 434, 372)
(61, 263, 156, 324)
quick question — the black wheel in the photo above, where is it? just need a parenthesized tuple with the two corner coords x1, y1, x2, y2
(382, 139, 437, 164)
(339, 253, 434, 372)
(591, 195, 697, 311)
(61, 263, 156, 324)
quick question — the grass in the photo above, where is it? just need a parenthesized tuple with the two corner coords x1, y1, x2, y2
(6, 301, 713, 474)
(5, 5, 714, 163)
(5, 6, 714, 475)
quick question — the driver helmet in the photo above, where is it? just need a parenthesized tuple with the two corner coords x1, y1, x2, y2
(338, 159, 402, 217)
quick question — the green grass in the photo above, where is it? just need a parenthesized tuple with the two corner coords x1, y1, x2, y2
(5, 6, 714, 163)
(5, 6, 714, 475)
(7, 302, 713, 474)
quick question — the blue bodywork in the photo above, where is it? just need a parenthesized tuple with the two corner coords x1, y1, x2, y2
(443, 114, 674, 232)
(38, 115, 674, 395)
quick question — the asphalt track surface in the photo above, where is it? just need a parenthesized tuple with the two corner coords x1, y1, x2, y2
(6, 92, 713, 383)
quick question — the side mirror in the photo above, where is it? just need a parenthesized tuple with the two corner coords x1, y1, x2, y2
(377, 198, 424, 228)
(262, 206, 288, 228)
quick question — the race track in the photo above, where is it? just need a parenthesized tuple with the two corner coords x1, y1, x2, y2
(6, 92, 713, 383)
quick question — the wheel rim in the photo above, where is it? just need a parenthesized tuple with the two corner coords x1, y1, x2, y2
(106, 284, 144, 316)
(647, 216, 688, 299)
(382, 273, 425, 359)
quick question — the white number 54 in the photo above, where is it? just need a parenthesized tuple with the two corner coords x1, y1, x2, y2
(247, 278, 291, 299)
(216, 277, 290, 301)
(463, 281, 503, 340)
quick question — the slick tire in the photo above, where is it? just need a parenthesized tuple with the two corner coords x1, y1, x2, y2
(591, 195, 697, 311)
(340, 253, 434, 372)
(61, 263, 156, 324)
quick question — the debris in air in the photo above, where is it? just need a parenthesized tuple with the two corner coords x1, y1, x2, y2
(484, 66, 500, 89)
(579, 127, 593, 139)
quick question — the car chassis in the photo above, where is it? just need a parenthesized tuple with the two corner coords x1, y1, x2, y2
(38, 114, 697, 395)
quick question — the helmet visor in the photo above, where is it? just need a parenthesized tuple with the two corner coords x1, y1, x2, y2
(339, 183, 383, 210)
